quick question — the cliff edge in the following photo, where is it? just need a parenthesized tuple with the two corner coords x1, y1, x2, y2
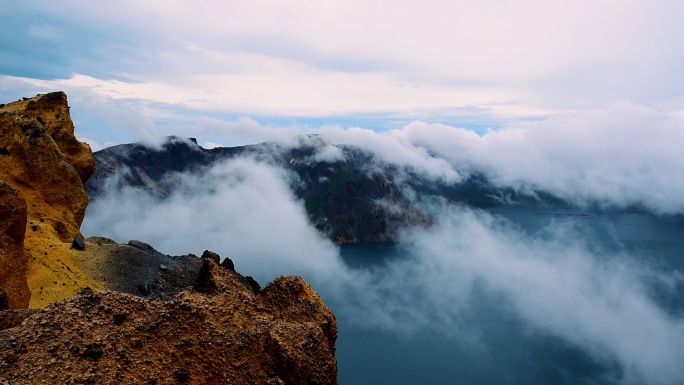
(0, 259, 337, 385)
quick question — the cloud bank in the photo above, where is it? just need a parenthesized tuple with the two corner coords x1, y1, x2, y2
(392, 207, 684, 385)
(82, 157, 343, 282)
(395, 102, 684, 213)
(84, 151, 684, 385)
(180, 101, 684, 214)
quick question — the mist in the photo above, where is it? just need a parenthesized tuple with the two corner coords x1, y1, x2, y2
(83, 147, 684, 384)
(180, 102, 684, 214)
(395, 102, 684, 213)
(397, 207, 684, 385)
(82, 157, 344, 282)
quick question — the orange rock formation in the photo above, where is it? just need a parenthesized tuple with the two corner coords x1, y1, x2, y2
(0, 182, 29, 309)
(0, 92, 99, 307)
(0, 259, 337, 385)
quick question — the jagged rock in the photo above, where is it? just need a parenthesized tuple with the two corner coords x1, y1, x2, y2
(0, 182, 30, 309)
(0, 309, 41, 331)
(68, 237, 262, 301)
(245, 275, 262, 293)
(194, 258, 236, 295)
(0, 92, 93, 239)
(0, 261, 337, 385)
(201, 249, 221, 264)
(0, 92, 338, 385)
(221, 256, 236, 271)
(194, 258, 261, 296)
(0, 92, 99, 307)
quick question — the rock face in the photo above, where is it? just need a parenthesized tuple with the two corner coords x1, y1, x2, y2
(0, 182, 29, 309)
(0, 92, 100, 307)
(0, 259, 337, 385)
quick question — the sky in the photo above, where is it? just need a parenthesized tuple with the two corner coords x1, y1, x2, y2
(2, 0, 684, 149)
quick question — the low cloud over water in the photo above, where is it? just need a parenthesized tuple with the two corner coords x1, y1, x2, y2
(84, 105, 684, 384)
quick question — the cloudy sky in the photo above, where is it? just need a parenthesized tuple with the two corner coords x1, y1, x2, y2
(2, 1, 684, 148)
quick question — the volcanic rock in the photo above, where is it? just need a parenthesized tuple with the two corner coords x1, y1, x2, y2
(71, 234, 86, 250)
(69, 236, 204, 300)
(201, 249, 221, 264)
(0, 92, 99, 307)
(0, 259, 337, 385)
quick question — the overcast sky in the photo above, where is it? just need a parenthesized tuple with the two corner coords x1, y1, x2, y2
(2, 1, 684, 147)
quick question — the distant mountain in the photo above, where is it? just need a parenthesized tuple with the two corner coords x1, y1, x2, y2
(86, 136, 561, 242)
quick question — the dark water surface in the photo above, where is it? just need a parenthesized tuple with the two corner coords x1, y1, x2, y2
(332, 208, 684, 385)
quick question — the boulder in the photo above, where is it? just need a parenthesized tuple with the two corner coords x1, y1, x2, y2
(71, 234, 86, 250)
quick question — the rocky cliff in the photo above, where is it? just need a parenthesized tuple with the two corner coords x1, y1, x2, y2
(0, 182, 29, 309)
(0, 92, 337, 384)
(0, 92, 101, 308)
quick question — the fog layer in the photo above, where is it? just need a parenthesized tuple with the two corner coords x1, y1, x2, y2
(84, 148, 684, 384)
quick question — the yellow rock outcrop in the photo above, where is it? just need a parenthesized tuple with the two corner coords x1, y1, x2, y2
(0, 182, 30, 309)
(0, 92, 103, 308)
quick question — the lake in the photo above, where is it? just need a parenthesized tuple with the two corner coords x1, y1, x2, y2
(332, 207, 684, 385)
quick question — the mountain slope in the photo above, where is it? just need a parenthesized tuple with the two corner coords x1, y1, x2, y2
(87, 136, 548, 242)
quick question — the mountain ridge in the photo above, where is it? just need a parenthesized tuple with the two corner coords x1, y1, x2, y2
(87, 135, 552, 243)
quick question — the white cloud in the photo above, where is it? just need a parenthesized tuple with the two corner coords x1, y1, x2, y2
(76, 136, 116, 153)
(310, 144, 345, 163)
(82, 157, 344, 281)
(83, 100, 684, 214)
(394, 206, 684, 385)
(183, 116, 307, 145)
(201, 141, 223, 149)
(396, 102, 684, 213)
